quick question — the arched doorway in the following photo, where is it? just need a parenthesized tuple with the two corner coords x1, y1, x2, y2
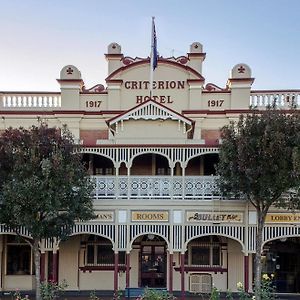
(262, 237, 300, 293)
(132, 234, 168, 288)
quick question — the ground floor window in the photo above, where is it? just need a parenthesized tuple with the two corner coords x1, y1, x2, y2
(188, 236, 222, 267)
(85, 235, 125, 266)
(6, 236, 32, 275)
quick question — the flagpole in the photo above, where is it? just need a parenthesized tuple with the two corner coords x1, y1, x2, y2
(150, 16, 155, 99)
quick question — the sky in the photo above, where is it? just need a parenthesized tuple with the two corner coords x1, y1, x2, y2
(0, 0, 299, 92)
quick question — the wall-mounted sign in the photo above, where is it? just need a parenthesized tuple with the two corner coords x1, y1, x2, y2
(92, 211, 114, 222)
(265, 213, 300, 223)
(187, 212, 243, 223)
(124, 80, 185, 104)
(132, 211, 169, 222)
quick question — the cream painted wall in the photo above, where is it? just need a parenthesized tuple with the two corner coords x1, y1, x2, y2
(4, 275, 34, 290)
(59, 236, 81, 290)
(130, 249, 139, 288)
(227, 239, 244, 291)
(118, 64, 195, 111)
(79, 271, 114, 290)
(114, 119, 187, 142)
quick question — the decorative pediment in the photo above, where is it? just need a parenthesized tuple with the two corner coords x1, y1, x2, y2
(107, 100, 194, 134)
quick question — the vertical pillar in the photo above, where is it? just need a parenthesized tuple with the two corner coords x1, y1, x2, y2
(114, 252, 119, 292)
(169, 253, 173, 293)
(40, 252, 46, 282)
(126, 253, 130, 288)
(180, 253, 185, 300)
(52, 250, 58, 283)
(244, 255, 249, 292)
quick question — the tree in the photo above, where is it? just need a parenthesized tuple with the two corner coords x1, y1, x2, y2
(0, 123, 95, 300)
(217, 108, 300, 300)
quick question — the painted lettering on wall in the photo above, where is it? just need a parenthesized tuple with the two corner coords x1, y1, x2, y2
(132, 211, 169, 222)
(208, 99, 224, 107)
(186, 212, 243, 223)
(91, 211, 114, 222)
(265, 213, 300, 223)
(124, 80, 185, 104)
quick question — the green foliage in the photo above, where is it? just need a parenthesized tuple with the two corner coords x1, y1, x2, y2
(13, 290, 30, 300)
(258, 274, 276, 300)
(137, 288, 176, 300)
(89, 290, 102, 300)
(225, 290, 233, 300)
(217, 108, 300, 210)
(210, 287, 220, 300)
(236, 282, 252, 300)
(40, 280, 68, 300)
(0, 123, 95, 240)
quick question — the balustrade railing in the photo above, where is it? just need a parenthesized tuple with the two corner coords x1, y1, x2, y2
(250, 90, 300, 108)
(91, 175, 219, 200)
(0, 92, 61, 109)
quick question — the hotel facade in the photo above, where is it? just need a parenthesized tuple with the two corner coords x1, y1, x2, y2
(1, 41, 300, 295)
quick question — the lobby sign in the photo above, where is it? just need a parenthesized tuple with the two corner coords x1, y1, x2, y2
(91, 211, 114, 222)
(187, 212, 243, 223)
(132, 211, 169, 222)
(265, 213, 300, 223)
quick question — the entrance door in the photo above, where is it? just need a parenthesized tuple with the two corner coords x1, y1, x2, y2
(140, 245, 166, 287)
(262, 238, 300, 293)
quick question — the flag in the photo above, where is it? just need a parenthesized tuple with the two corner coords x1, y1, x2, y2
(150, 17, 158, 97)
(151, 18, 158, 71)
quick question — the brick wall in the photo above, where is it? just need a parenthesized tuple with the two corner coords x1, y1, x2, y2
(80, 130, 108, 145)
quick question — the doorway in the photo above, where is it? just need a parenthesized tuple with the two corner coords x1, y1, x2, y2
(262, 238, 300, 293)
(139, 236, 167, 288)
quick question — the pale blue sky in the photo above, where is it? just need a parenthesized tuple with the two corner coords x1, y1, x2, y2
(0, 0, 299, 91)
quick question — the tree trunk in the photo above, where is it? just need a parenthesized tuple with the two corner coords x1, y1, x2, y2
(254, 210, 266, 300)
(33, 239, 41, 300)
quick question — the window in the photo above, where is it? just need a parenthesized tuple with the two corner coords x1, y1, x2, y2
(86, 236, 114, 265)
(85, 235, 125, 266)
(6, 236, 32, 275)
(189, 236, 222, 267)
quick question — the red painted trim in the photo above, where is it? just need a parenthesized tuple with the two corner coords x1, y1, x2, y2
(114, 253, 119, 292)
(0, 91, 60, 94)
(175, 266, 227, 273)
(79, 265, 126, 272)
(228, 78, 255, 84)
(52, 252, 58, 283)
(0, 110, 122, 116)
(180, 254, 185, 300)
(80, 91, 108, 95)
(202, 91, 231, 94)
(251, 89, 300, 93)
(105, 58, 205, 82)
(56, 79, 83, 83)
(105, 54, 124, 59)
(81, 144, 220, 148)
(186, 79, 204, 84)
(182, 109, 257, 115)
(106, 79, 123, 84)
(169, 253, 173, 293)
(40, 253, 46, 282)
(126, 253, 130, 288)
(187, 53, 206, 59)
(244, 256, 249, 292)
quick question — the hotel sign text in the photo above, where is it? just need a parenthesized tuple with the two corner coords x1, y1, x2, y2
(187, 212, 243, 223)
(91, 211, 114, 222)
(266, 213, 300, 223)
(132, 211, 169, 222)
(124, 80, 185, 104)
